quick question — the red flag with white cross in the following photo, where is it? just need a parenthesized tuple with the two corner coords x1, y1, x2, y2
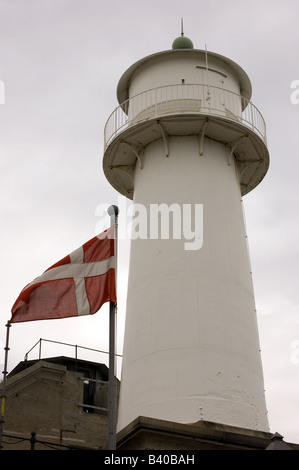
(10, 226, 116, 323)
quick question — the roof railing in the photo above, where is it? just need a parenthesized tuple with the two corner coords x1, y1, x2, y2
(24, 338, 122, 363)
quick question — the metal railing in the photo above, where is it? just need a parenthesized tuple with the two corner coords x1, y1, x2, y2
(104, 83, 267, 149)
(24, 338, 122, 362)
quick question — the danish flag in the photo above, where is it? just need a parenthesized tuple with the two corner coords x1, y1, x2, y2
(11, 226, 116, 323)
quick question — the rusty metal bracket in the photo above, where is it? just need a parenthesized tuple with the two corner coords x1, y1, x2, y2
(198, 118, 208, 156)
(227, 134, 248, 165)
(120, 140, 144, 169)
(157, 121, 169, 157)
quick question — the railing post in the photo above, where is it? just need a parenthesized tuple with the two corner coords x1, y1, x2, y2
(38, 339, 42, 359)
(115, 108, 117, 139)
(250, 102, 255, 131)
(30, 431, 36, 450)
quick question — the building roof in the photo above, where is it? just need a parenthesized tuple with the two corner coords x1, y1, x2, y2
(7, 356, 109, 379)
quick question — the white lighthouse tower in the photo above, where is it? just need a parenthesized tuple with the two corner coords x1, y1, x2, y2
(103, 31, 270, 448)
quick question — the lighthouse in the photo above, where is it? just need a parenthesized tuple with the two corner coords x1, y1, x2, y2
(103, 31, 270, 448)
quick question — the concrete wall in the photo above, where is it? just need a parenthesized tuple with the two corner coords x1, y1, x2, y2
(1, 360, 110, 450)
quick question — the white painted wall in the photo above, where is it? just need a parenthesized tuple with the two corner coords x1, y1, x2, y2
(126, 51, 243, 123)
(128, 51, 241, 99)
(117, 135, 269, 432)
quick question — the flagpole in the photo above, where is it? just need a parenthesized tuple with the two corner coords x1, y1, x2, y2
(0, 320, 11, 450)
(107, 205, 118, 451)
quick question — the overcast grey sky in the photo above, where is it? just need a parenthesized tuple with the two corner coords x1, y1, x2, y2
(0, 0, 298, 444)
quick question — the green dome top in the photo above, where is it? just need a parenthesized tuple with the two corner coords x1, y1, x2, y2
(172, 34, 194, 50)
